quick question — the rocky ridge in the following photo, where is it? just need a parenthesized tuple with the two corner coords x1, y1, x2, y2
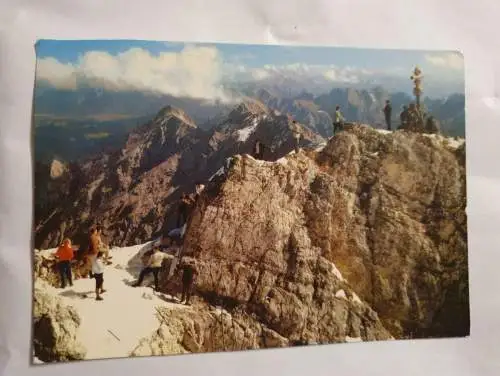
(181, 125, 468, 339)
(34, 101, 324, 249)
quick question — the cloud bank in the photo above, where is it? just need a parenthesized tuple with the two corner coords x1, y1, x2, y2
(425, 52, 464, 70)
(36, 46, 230, 101)
(228, 63, 373, 84)
(36, 47, 464, 100)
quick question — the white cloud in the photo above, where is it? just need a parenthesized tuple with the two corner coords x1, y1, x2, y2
(36, 57, 78, 90)
(230, 63, 372, 84)
(425, 52, 464, 70)
(38, 46, 460, 100)
(36, 46, 233, 101)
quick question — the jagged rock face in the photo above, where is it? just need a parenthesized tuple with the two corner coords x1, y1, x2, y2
(33, 280, 86, 362)
(183, 125, 468, 339)
(132, 304, 296, 357)
(182, 152, 393, 343)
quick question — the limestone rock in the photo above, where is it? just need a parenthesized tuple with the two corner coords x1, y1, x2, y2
(183, 125, 468, 339)
(33, 280, 86, 362)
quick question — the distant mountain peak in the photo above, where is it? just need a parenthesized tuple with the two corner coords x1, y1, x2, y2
(235, 97, 270, 116)
(154, 105, 196, 129)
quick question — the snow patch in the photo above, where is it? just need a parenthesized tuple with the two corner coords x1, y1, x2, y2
(276, 157, 288, 166)
(236, 121, 259, 142)
(422, 133, 465, 149)
(352, 292, 363, 305)
(314, 142, 327, 152)
(209, 166, 226, 182)
(329, 262, 345, 282)
(33, 356, 45, 364)
(335, 289, 347, 299)
(375, 129, 392, 135)
(345, 336, 363, 343)
(35, 242, 188, 361)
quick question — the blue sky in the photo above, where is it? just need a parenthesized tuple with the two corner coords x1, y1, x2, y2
(36, 39, 461, 70)
(35, 39, 464, 99)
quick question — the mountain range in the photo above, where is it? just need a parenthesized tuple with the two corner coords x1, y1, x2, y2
(34, 100, 324, 250)
(34, 86, 465, 163)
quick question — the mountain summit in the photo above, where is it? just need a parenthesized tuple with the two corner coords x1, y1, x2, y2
(32, 124, 467, 362)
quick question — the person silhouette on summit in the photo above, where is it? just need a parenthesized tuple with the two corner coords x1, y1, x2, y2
(292, 120, 301, 153)
(333, 105, 345, 135)
(253, 139, 264, 160)
(399, 105, 409, 129)
(383, 100, 392, 130)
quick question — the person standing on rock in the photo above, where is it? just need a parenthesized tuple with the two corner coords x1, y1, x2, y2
(292, 121, 301, 153)
(91, 251, 106, 301)
(179, 258, 198, 305)
(333, 105, 345, 135)
(54, 238, 74, 288)
(134, 247, 169, 291)
(177, 193, 194, 228)
(399, 105, 409, 129)
(383, 100, 392, 130)
(194, 182, 205, 203)
(252, 139, 264, 160)
(425, 115, 440, 134)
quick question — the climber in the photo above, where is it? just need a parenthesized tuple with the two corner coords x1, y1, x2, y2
(399, 105, 409, 129)
(179, 258, 198, 305)
(333, 105, 345, 135)
(383, 100, 392, 130)
(292, 121, 301, 153)
(194, 182, 205, 203)
(53, 238, 75, 288)
(165, 235, 183, 280)
(425, 116, 440, 134)
(133, 247, 169, 291)
(177, 193, 194, 228)
(91, 251, 106, 301)
(252, 139, 264, 160)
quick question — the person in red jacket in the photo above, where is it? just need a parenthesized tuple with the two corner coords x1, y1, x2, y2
(54, 238, 75, 288)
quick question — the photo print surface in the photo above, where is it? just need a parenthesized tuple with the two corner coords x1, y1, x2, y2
(32, 39, 468, 364)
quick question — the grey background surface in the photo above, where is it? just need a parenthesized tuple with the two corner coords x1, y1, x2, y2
(0, 0, 499, 375)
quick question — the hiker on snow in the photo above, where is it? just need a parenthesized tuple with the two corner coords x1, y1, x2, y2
(92, 251, 106, 301)
(95, 225, 112, 265)
(134, 247, 169, 291)
(54, 238, 75, 288)
(333, 105, 345, 135)
(383, 100, 392, 130)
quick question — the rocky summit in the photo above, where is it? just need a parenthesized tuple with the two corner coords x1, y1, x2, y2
(32, 102, 468, 362)
(182, 125, 467, 339)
